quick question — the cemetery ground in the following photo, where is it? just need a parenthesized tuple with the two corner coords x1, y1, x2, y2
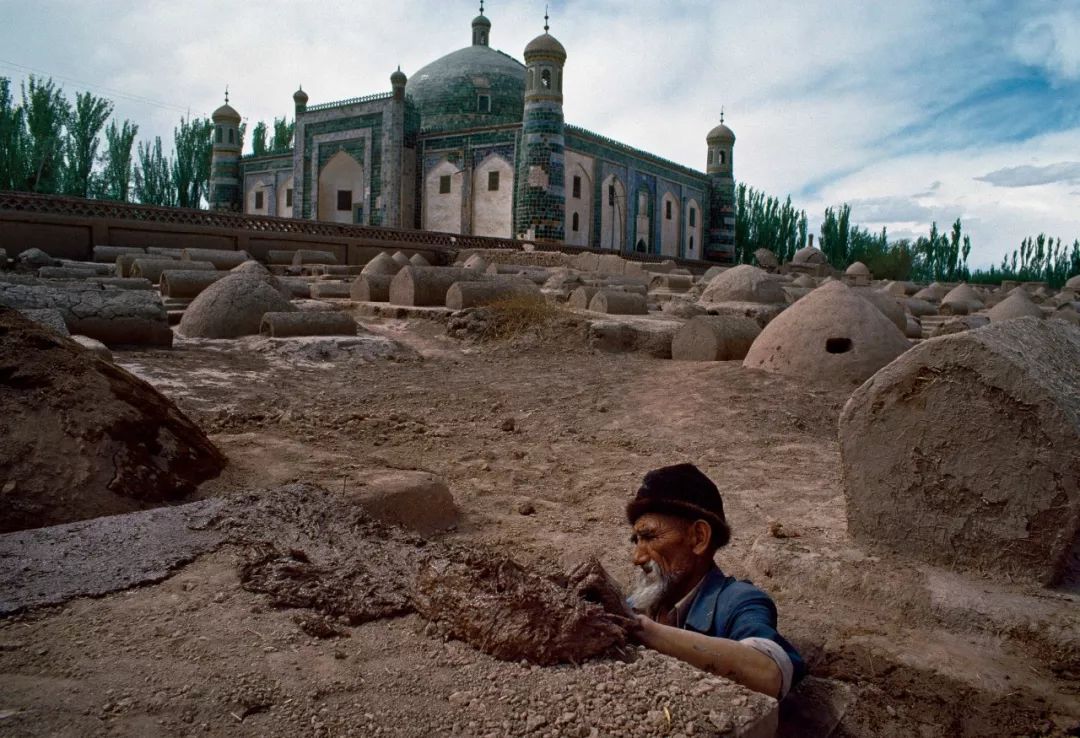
(1, 314, 1078, 737)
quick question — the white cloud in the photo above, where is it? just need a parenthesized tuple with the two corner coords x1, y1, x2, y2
(976, 162, 1080, 187)
(1012, 7, 1080, 82)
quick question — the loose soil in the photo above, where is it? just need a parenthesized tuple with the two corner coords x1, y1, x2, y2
(1, 314, 1078, 736)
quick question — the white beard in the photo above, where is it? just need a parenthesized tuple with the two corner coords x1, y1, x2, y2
(626, 561, 672, 617)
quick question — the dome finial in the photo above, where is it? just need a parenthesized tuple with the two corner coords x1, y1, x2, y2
(479, 0, 484, 13)
(544, 4, 549, 32)
(224, 85, 229, 104)
(720, 106, 724, 124)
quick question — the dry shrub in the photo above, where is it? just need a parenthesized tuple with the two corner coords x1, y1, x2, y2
(448, 294, 561, 342)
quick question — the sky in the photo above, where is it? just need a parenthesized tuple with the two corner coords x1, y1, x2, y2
(1, 0, 1078, 267)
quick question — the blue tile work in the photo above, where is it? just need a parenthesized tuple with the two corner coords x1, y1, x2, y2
(567, 127, 709, 256)
(240, 153, 293, 175)
(515, 98, 565, 241)
(300, 112, 383, 222)
(707, 173, 736, 261)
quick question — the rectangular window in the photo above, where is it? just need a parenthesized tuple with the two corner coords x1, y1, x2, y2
(477, 94, 491, 112)
(665, 200, 672, 220)
(215, 126, 223, 144)
(572, 175, 581, 199)
(689, 208, 696, 227)
(572, 212, 580, 232)
(337, 189, 352, 212)
(285, 188, 293, 207)
(254, 191, 264, 209)
(439, 175, 451, 194)
(228, 128, 234, 144)
(488, 171, 500, 191)
(608, 184, 615, 206)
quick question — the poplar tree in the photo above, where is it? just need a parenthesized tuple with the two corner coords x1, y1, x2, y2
(133, 136, 176, 206)
(63, 91, 113, 197)
(100, 119, 139, 201)
(171, 116, 213, 208)
(0, 78, 26, 190)
(21, 76, 69, 194)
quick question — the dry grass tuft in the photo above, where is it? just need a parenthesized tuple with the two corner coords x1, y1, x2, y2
(477, 295, 560, 341)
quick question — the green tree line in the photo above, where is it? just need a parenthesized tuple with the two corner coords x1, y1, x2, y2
(0, 75, 293, 209)
(735, 181, 1080, 287)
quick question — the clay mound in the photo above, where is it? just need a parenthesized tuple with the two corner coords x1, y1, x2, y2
(409, 253, 431, 267)
(753, 248, 778, 270)
(851, 287, 907, 332)
(987, 290, 1044, 322)
(791, 274, 816, 288)
(1053, 304, 1080, 326)
(905, 298, 937, 317)
(0, 307, 225, 533)
(743, 281, 910, 388)
(840, 317, 1080, 586)
(1066, 275, 1080, 290)
(912, 282, 948, 302)
(792, 246, 827, 265)
(412, 550, 627, 666)
(361, 252, 400, 276)
(699, 264, 785, 305)
(179, 272, 295, 338)
(672, 315, 760, 361)
(932, 315, 989, 337)
(845, 261, 870, 277)
(17, 248, 59, 270)
(939, 283, 983, 315)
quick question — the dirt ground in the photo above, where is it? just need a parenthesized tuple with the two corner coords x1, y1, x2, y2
(1, 312, 1078, 737)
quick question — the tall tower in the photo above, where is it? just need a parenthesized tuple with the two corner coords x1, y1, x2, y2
(705, 113, 736, 260)
(209, 92, 243, 212)
(515, 13, 566, 242)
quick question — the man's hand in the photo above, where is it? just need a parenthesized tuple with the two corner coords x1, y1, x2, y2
(567, 558, 634, 619)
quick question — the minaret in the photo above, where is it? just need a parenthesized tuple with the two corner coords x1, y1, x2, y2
(472, 1, 491, 46)
(515, 10, 566, 242)
(209, 90, 243, 212)
(706, 110, 736, 259)
(293, 85, 308, 116)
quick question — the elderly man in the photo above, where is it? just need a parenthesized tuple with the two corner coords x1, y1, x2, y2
(574, 463, 805, 699)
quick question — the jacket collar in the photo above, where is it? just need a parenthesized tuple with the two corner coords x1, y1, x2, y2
(683, 565, 731, 633)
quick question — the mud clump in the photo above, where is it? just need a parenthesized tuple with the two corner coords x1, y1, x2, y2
(240, 544, 414, 625)
(413, 550, 629, 666)
(0, 307, 225, 533)
(227, 485, 628, 665)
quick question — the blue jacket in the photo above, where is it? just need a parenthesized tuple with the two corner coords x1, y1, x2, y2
(682, 567, 806, 685)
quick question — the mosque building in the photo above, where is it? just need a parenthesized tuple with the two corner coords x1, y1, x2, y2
(210, 6, 736, 261)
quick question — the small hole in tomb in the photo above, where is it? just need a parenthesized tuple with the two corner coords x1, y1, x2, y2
(826, 337, 852, 354)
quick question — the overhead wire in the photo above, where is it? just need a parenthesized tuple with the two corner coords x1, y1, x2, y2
(0, 58, 208, 118)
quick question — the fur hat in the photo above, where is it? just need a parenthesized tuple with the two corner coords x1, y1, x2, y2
(626, 463, 731, 549)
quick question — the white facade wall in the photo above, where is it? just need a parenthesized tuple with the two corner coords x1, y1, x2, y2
(564, 150, 593, 247)
(660, 192, 680, 257)
(277, 175, 294, 218)
(471, 153, 514, 238)
(423, 158, 463, 233)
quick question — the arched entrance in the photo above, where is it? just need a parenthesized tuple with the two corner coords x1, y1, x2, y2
(318, 151, 364, 224)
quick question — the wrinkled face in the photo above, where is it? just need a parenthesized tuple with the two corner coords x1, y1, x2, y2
(626, 513, 708, 615)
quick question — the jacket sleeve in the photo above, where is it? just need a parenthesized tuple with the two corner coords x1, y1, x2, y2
(718, 584, 807, 690)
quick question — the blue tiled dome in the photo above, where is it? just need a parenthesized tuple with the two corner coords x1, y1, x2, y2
(405, 44, 525, 132)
